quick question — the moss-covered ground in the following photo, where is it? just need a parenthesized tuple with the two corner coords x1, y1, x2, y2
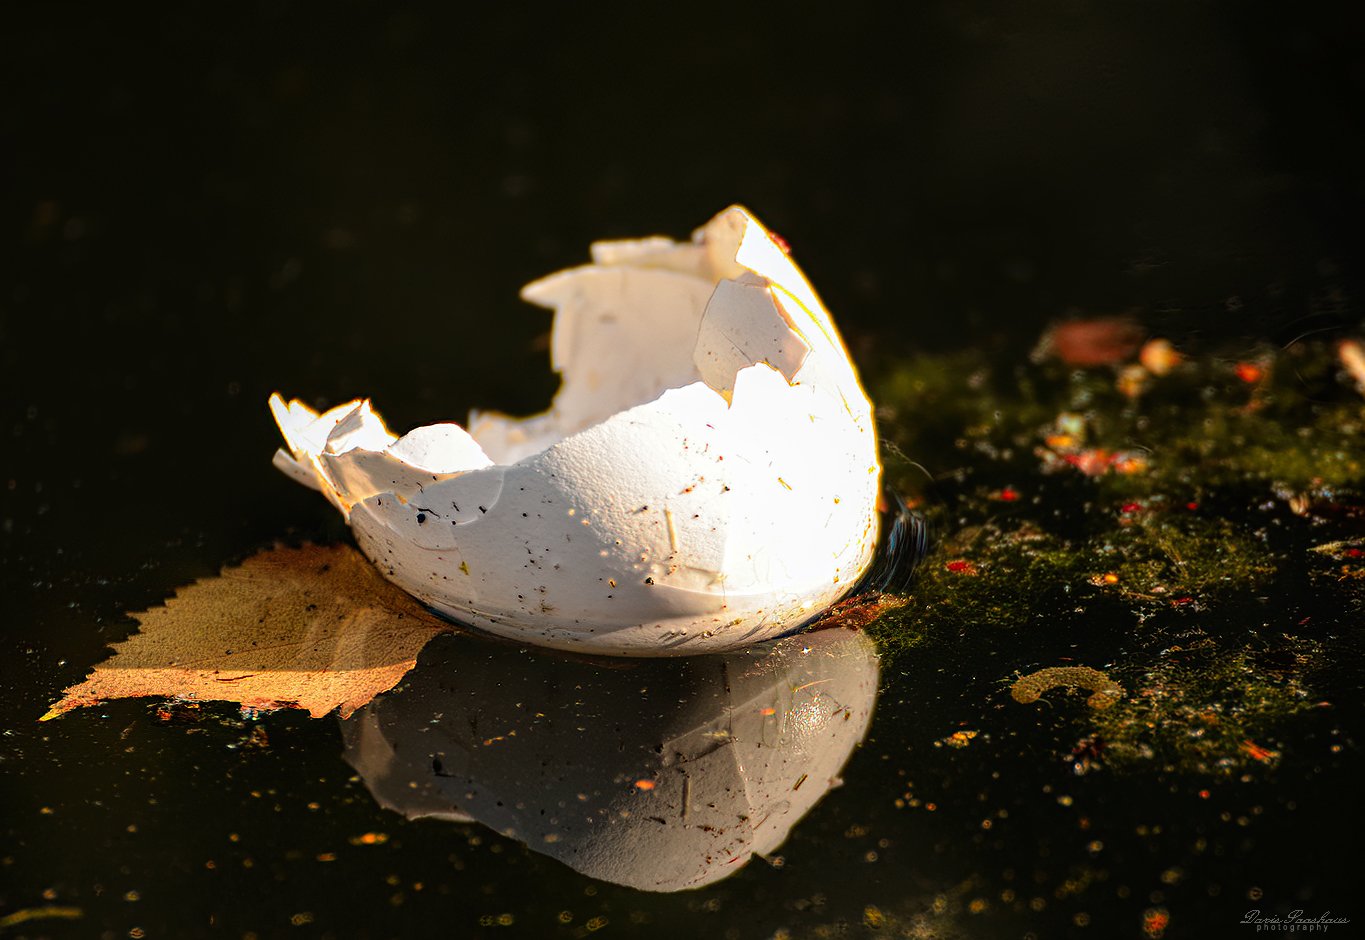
(866, 338, 1362, 779)
(810, 337, 1364, 937)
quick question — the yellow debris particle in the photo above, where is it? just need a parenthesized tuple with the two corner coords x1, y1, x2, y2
(1012, 666, 1123, 709)
(0, 906, 83, 929)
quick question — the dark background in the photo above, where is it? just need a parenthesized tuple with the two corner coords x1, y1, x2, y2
(3, 2, 1362, 938)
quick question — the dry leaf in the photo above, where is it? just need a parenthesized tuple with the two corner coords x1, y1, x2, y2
(43, 544, 451, 720)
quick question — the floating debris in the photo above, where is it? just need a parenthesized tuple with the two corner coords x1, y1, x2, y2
(1034, 316, 1145, 367)
(1338, 338, 1365, 396)
(1011, 667, 1124, 709)
(0, 906, 83, 929)
(1138, 338, 1183, 376)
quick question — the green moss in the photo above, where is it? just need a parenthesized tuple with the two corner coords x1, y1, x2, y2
(1089, 636, 1323, 776)
(865, 521, 1092, 647)
(1119, 397, 1365, 496)
(859, 339, 1359, 777)
(876, 342, 1364, 500)
(1089, 511, 1276, 605)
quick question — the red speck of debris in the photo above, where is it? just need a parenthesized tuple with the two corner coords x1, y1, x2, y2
(946, 560, 975, 574)
(1121, 503, 1141, 514)
(1198, 789, 1211, 799)
(1144, 909, 1171, 936)
(999, 487, 1020, 501)
(1172, 597, 1194, 606)
(1234, 362, 1263, 383)
(1346, 549, 1364, 558)
(1185, 502, 1199, 511)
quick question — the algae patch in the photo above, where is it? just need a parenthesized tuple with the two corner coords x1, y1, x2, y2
(1087, 634, 1325, 776)
(864, 337, 1360, 778)
(1091, 508, 1276, 606)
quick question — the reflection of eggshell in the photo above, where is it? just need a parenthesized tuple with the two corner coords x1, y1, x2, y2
(271, 207, 880, 655)
(341, 626, 880, 892)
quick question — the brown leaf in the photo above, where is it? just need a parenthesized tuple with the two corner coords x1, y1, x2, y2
(1042, 317, 1145, 367)
(43, 544, 451, 720)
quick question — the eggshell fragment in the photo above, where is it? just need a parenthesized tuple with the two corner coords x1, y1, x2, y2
(270, 207, 880, 655)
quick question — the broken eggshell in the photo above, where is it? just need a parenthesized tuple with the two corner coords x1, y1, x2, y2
(341, 624, 880, 891)
(270, 207, 880, 655)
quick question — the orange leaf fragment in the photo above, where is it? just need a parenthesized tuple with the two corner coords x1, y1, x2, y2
(42, 544, 451, 721)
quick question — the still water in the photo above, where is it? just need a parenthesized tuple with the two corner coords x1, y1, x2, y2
(4, 4, 1362, 938)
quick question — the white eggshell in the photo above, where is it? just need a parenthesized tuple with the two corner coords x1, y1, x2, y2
(270, 206, 880, 655)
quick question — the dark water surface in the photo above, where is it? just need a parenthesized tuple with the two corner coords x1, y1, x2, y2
(4, 4, 1363, 938)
